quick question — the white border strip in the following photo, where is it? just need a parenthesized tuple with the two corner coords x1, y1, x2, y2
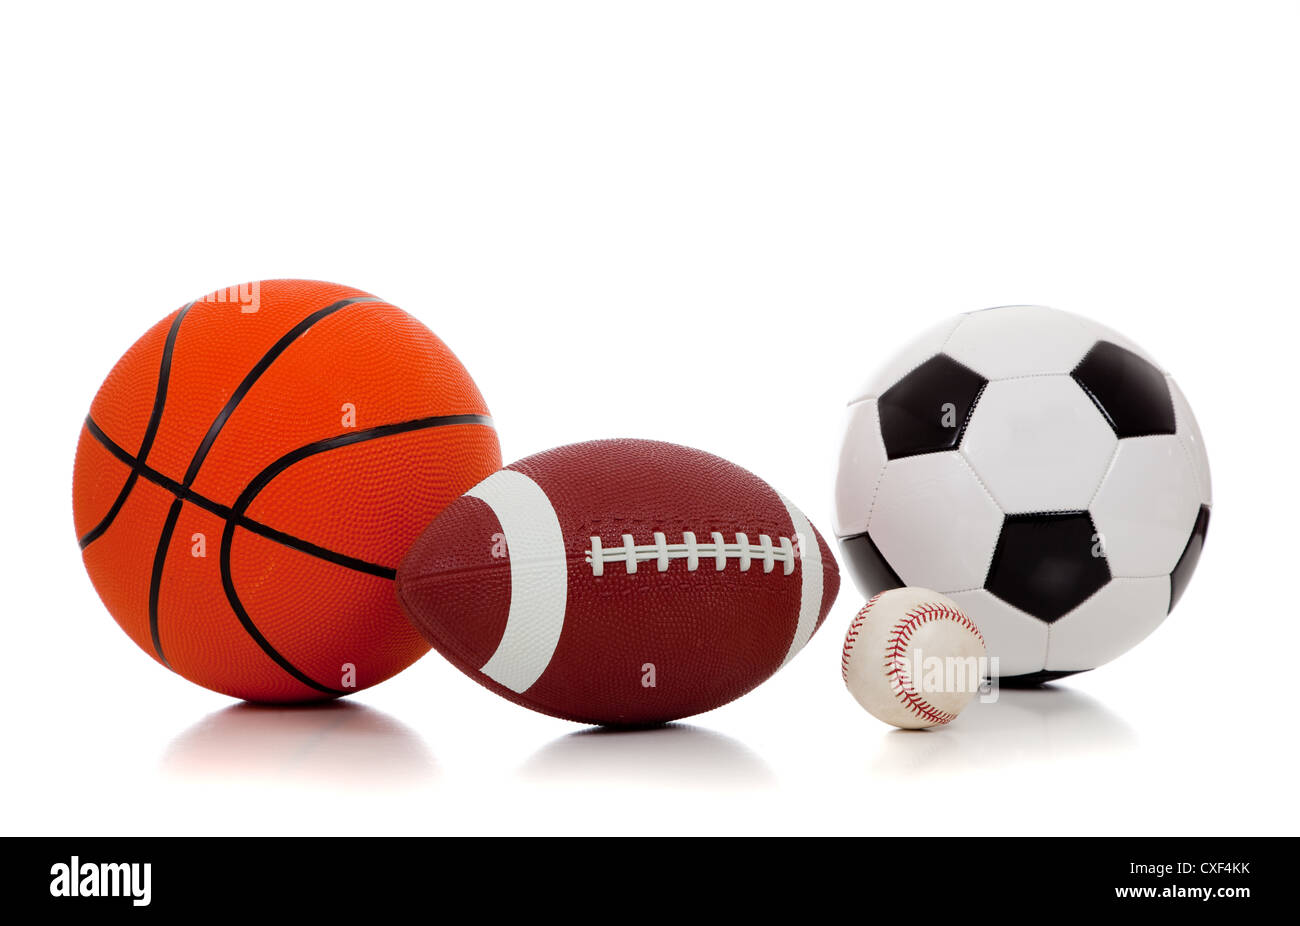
(468, 470, 568, 693)
(778, 494, 823, 667)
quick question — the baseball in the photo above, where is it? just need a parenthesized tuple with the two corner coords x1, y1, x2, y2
(841, 587, 988, 729)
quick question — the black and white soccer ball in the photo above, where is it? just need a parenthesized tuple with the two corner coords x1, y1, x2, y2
(834, 305, 1211, 683)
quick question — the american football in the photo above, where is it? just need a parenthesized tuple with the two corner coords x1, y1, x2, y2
(397, 439, 840, 725)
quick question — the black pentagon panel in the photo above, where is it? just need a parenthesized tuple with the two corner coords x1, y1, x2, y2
(985, 512, 1111, 622)
(1070, 340, 1175, 437)
(839, 531, 905, 598)
(998, 668, 1089, 687)
(1169, 505, 1210, 613)
(878, 354, 987, 459)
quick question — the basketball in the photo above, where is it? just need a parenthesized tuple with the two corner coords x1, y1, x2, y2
(72, 279, 501, 702)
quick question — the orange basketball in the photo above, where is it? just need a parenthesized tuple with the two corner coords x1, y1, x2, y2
(72, 279, 502, 702)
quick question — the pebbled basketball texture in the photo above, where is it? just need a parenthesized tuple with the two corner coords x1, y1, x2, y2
(397, 439, 839, 725)
(73, 279, 501, 702)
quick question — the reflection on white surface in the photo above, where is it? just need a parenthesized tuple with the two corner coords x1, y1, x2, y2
(521, 724, 776, 788)
(162, 702, 437, 788)
(871, 685, 1136, 777)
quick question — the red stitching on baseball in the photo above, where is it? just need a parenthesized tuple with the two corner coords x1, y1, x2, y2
(841, 592, 885, 682)
(883, 602, 983, 725)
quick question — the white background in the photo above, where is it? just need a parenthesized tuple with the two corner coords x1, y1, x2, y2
(2, 1, 1297, 836)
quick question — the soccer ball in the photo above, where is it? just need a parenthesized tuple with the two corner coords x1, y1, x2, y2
(833, 306, 1211, 683)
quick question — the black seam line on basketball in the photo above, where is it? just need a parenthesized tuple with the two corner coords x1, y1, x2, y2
(180, 296, 381, 487)
(82, 415, 398, 579)
(148, 499, 184, 668)
(215, 411, 497, 696)
(217, 520, 343, 696)
(78, 302, 195, 550)
(231, 413, 496, 515)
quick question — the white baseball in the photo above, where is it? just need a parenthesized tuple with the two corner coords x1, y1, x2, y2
(841, 587, 987, 729)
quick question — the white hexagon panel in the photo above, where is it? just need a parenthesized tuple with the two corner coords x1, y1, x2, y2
(960, 376, 1117, 514)
(833, 398, 888, 538)
(1090, 435, 1202, 577)
(946, 588, 1048, 678)
(1047, 577, 1172, 672)
(943, 305, 1101, 379)
(859, 451, 1003, 594)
